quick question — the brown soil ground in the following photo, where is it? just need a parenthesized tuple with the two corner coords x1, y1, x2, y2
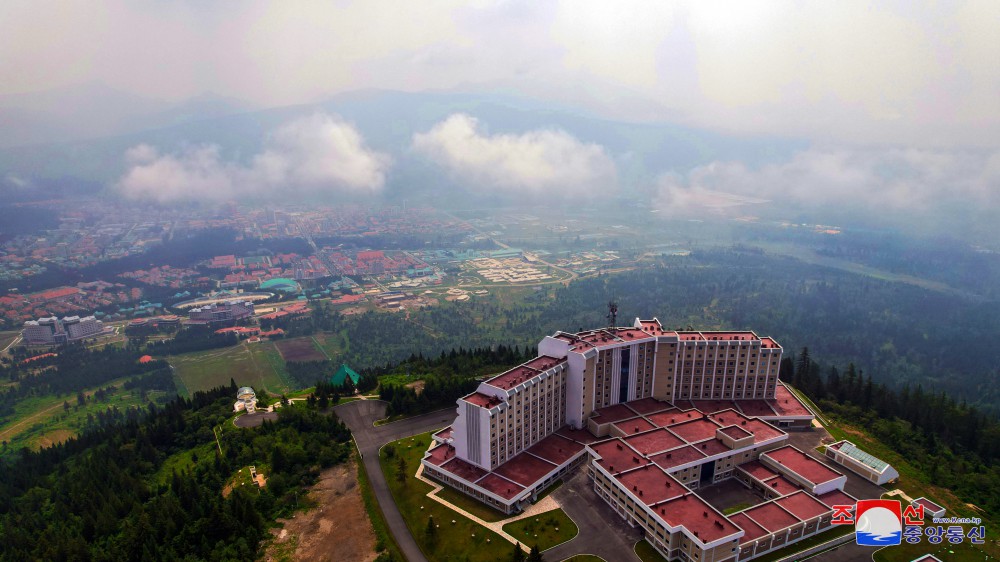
(274, 337, 327, 362)
(262, 459, 377, 562)
(405, 380, 425, 394)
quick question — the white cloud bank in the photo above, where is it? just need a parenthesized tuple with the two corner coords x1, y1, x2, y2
(118, 113, 389, 202)
(655, 148, 1000, 219)
(412, 113, 616, 196)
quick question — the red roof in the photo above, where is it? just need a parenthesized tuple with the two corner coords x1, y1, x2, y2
(729, 512, 769, 544)
(485, 365, 542, 390)
(612, 417, 656, 436)
(655, 494, 741, 543)
(742, 502, 800, 532)
(591, 439, 649, 473)
(763, 446, 842, 485)
(138, 355, 154, 364)
(666, 418, 721, 443)
(624, 429, 685, 456)
(493, 452, 557, 487)
(775, 491, 830, 520)
(615, 464, 685, 505)
(526, 434, 584, 465)
(462, 392, 502, 409)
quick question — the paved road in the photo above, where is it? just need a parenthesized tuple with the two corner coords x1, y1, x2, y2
(545, 469, 644, 561)
(333, 400, 456, 562)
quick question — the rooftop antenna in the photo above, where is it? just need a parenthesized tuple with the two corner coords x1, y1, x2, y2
(607, 300, 618, 328)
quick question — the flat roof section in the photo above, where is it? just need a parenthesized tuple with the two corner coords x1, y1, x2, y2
(743, 502, 800, 532)
(768, 385, 812, 417)
(625, 397, 673, 415)
(763, 446, 843, 485)
(645, 409, 686, 427)
(720, 425, 754, 440)
(591, 439, 649, 473)
(591, 404, 639, 425)
(463, 392, 502, 408)
(612, 417, 656, 436)
(668, 418, 722, 443)
(433, 427, 453, 440)
(815, 489, 857, 509)
(440, 457, 489, 482)
(557, 426, 601, 444)
(476, 473, 525, 500)
(693, 439, 731, 457)
(425, 444, 457, 466)
(486, 365, 542, 390)
(649, 445, 707, 470)
(526, 434, 585, 466)
(615, 464, 685, 505)
(736, 401, 779, 417)
(700, 331, 758, 342)
(657, 494, 742, 543)
(761, 475, 799, 496)
(689, 400, 738, 414)
(776, 491, 831, 520)
(521, 355, 566, 371)
(743, 419, 785, 443)
(493, 452, 558, 487)
(624, 428, 685, 456)
(739, 461, 779, 482)
(729, 512, 769, 544)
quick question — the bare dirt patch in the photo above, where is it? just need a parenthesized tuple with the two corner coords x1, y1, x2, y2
(263, 459, 377, 562)
(274, 338, 327, 362)
(405, 380, 425, 394)
(33, 428, 74, 449)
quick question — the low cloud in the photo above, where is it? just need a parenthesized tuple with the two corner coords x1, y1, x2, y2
(412, 113, 616, 196)
(654, 148, 1000, 223)
(118, 113, 389, 202)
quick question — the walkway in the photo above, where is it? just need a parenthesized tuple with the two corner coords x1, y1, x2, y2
(414, 460, 561, 551)
(333, 400, 457, 562)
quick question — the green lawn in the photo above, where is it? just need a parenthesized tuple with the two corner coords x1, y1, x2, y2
(168, 341, 296, 396)
(380, 432, 511, 562)
(502, 508, 578, 551)
(723, 502, 755, 515)
(634, 540, 668, 562)
(435, 485, 509, 523)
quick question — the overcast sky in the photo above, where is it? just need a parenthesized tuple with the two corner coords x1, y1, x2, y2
(2, 0, 998, 147)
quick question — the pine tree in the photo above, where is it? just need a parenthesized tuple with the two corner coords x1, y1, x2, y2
(510, 542, 527, 562)
(395, 456, 407, 484)
(424, 515, 437, 549)
(527, 544, 544, 562)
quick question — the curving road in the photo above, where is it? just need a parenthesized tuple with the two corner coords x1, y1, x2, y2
(333, 400, 456, 562)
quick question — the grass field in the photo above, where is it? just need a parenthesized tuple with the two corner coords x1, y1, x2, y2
(501, 508, 577, 551)
(168, 341, 297, 396)
(274, 337, 327, 362)
(380, 432, 511, 562)
(634, 540, 668, 562)
(434, 485, 509, 523)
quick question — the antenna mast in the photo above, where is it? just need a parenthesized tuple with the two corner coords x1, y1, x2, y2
(607, 300, 618, 328)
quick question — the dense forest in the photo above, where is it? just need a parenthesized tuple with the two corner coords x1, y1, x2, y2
(267, 249, 1000, 412)
(0, 382, 353, 561)
(788, 348, 1000, 516)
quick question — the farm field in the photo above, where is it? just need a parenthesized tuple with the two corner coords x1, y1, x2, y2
(169, 341, 297, 396)
(274, 336, 327, 362)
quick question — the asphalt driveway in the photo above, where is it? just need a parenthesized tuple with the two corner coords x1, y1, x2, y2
(333, 400, 456, 562)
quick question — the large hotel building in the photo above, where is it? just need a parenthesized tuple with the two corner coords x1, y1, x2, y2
(424, 319, 852, 562)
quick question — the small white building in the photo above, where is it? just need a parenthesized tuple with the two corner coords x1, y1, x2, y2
(234, 386, 258, 413)
(824, 440, 899, 485)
